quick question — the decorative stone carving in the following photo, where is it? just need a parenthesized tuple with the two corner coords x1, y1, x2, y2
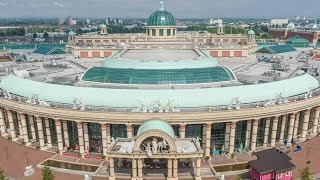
(131, 99, 180, 113)
(152, 138, 158, 154)
(195, 137, 201, 149)
(24, 165, 35, 176)
(157, 139, 168, 153)
(84, 174, 92, 180)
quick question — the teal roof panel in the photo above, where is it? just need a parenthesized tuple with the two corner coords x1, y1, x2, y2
(256, 45, 296, 54)
(0, 74, 318, 108)
(137, 119, 175, 138)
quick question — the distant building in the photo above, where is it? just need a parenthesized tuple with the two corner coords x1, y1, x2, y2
(59, 17, 65, 25)
(115, 18, 123, 24)
(67, 17, 76, 26)
(106, 18, 112, 25)
(270, 18, 289, 27)
(86, 18, 91, 24)
(268, 22, 319, 46)
(209, 18, 222, 25)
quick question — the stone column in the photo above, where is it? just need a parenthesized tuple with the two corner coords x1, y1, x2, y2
(301, 109, 310, 141)
(138, 159, 143, 178)
(229, 122, 236, 154)
(293, 112, 300, 138)
(17, 114, 23, 138)
(245, 120, 252, 148)
(195, 157, 201, 179)
(77, 122, 85, 157)
(179, 124, 186, 138)
(7, 110, 17, 141)
(55, 120, 64, 155)
(167, 159, 173, 178)
(36, 116, 45, 150)
(202, 124, 206, 149)
(251, 119, 259, 151)
(0, 109, 8, 136)
(287, 113, 296, 145)
(132, 159, 137, 178)
(63, 121, 69, 147)
(109, 158, 115, 179)
(44, 118, 52, 147)
(131, 125, 135, 138)
(312, 107, 320, 136)
(83, 123, 89, 152)
(279, 115, 287, 142)
(270, 116, 279, 147)
(263, 118, 271, 147)
(224, 122, 231, 151)
(126, 123, 133, 138)
(106, 124, 111, 148)
(19, 113, 30, 145)
(101, 123, 108, 158)
(205, 123, 212, 157)
(173, 159, 178, 178)
(29, 116, 36, 142)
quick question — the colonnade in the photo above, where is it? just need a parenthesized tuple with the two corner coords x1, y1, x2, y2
(0, 106, 320, 180)
(197, 107, 320, 157)
(0, 107, 320, 158)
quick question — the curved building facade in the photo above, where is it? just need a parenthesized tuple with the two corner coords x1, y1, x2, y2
(0, 2, 320, 180)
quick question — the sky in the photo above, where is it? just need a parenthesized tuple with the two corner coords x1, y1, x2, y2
(0, 0, 319, 18)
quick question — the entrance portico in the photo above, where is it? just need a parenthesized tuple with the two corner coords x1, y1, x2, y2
(107, 119, 204, 180)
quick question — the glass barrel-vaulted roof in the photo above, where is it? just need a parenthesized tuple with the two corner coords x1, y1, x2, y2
(147, 1, 176, 26)
(81, 66, 236, 85)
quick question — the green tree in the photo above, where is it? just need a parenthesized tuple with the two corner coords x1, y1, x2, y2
(33, 33, 37, 39)
(0, 169, 7, 180)
(42, 165, 54, 180)
(75, 28, 83, 35)
(43, 32, 49, 39)
(300, 166, 312, 180)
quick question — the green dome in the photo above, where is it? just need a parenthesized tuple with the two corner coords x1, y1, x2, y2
(147, 2, 176, 26)
(287, 21, 295, 30)
(68, 31, 76, 36)
(248, 29, 255, 35)
(137, 119, 175, 138)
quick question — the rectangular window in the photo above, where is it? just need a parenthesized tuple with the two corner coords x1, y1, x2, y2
(152, 29, 156, 36)
(286, 171, 290, 176)
(278, 173, 282, 178)
(167, 29, 171, 36)
(159, 29, 164, 36)
(173, 29, 176, 36)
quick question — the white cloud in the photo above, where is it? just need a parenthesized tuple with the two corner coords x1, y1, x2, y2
(53, 1, 64, 8)
(0, 0, 8, 7)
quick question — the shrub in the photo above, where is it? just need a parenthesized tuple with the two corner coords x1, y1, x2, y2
(300, 166, 312, 180)
(230, 153, 236, 159)
(41, 164, 54, 180)
(204, 156, 210, 161)
(0, 169, 7, 180)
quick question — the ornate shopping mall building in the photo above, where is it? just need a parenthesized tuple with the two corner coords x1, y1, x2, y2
(0, 2, 320, 180)
(65, 2, 257, 59)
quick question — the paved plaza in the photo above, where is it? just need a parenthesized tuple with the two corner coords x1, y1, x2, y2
(0, 135, 320, 179)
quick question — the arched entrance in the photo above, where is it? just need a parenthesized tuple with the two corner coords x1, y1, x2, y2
(107, 119, 203, 180)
